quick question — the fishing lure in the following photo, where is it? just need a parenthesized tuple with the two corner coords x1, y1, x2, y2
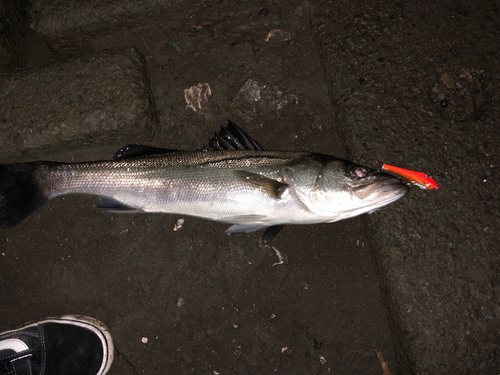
(381, 164, 439, 190)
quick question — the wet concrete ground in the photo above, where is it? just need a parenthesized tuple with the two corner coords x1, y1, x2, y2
(2, 0, 499, 374)
(313, 0, 500, 372)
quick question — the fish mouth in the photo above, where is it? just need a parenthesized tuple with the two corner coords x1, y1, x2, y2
(353, 176, 409, 201)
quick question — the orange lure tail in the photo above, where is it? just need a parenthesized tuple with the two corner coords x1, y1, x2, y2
(381, 164, 439, 190)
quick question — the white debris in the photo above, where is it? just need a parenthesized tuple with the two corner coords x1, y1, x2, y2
(281, 347, 288, 353)
(177, 297, 185, 307)
(173, 218, 185, 231)
(141, 337, 148, 344)
(232, 79, 298, 121)
(235, 79, 261, 103)
(319, 356, 326, 365)
(184, 83, 212, 111)
(265, 29, 292, 42)
(272, 246, 284, 266)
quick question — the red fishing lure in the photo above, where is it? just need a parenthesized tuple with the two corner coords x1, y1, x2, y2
(382, 164, 439, 190)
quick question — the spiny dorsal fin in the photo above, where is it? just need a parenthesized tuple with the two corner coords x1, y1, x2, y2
(113, 144, 177, 160)
(203, 120, 267, 151)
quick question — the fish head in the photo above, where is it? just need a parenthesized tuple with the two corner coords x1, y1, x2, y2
(286, 155, 409, 221)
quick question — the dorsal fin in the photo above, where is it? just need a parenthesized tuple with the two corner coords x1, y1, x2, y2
(202, 120, 267, 151)
(113, 144, 177, 160)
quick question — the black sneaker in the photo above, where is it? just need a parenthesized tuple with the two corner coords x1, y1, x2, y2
(0, 315, 113, 375)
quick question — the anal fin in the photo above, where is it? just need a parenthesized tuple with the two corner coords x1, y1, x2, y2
(96, 197, 142, 213)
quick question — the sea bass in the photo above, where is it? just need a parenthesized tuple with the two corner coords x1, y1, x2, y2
(0, 121, 408, 233)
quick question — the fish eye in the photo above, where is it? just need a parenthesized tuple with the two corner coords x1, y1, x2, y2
(350, 166, 368, 179)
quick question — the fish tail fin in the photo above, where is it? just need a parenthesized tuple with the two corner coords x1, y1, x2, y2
(0, 162, 49, 229)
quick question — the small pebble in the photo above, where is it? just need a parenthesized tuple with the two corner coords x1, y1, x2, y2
(259, 8, 270, 16)
(182, 353, 193, 365)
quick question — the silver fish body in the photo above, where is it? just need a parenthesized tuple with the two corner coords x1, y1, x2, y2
(0, 123, 408, 232)
(28, 150, 407, 233)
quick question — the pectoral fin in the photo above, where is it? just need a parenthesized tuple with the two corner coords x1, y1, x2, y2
(235, 171, 288, 199)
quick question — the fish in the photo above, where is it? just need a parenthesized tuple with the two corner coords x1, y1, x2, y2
(381, 164, 439, 190)
(0, 121, 409, 235)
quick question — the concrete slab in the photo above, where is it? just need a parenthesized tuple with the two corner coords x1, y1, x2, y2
(0, 47, 158, 161)
(29, 0, 203, 56)
(0, 0, 29, 71)
(313, 0, 500, 373)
